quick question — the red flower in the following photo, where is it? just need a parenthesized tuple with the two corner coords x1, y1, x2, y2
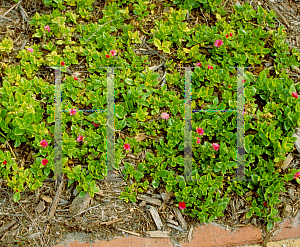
(74, 77, 78, 81)
(106, 54, 110, 58)
(139, 96, 141, 98)
(179, 202, 186, 210)
(229, 86, 231, 88)
(226, 34, 229, 38)
(134, 65, 136, 67)
(283, 29, 286, 32)
(230, 32, 233, 36)
(124, 143, 131, 150)
(61, 61, 65, 66)
(242, 79, 246, 83)
(3, 160, 7, 165)
(144, 60, 146, 62)
(292, 92, 298, 99)
(92, 122, 100, 128)
(263, 202, 267, 206)
(42, 159, 48, 166)
(16, 189, 19, 192)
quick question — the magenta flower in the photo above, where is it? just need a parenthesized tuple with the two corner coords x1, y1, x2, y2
(212, 143, 220, 151)
(40, 140, 48, 148)
(294, 172, 300, 179)
(69, 108, 76, 115)
(44, 25, 51, 32)
(179, 202, 186, 210)
(110, 50, 117, 56)
(196, 137, 201, 144)
(208, 65, 213, 70)
(196, 62, 202, 67)
(196, 128, 204, 135)
(292, 92, 298, 99)
(61, 61, 65, 66)
(42, 159, 48, 166)
(124, 143, 131, 151)
(214, 39, 224, 48)
(27, 48, 34, 53)
(161, 112, 170, 120)
(76, 135, 83, 143)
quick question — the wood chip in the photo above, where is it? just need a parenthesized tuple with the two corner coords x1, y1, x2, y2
(135, 132, 149, 142)
(292, 133, 300, 154)
(41, 195, 52, 203)
(118, 228, 140, 236)
(28, 232, 42, 239)
(146, 230, 170, 238)
(282, 153, 293, 170)
(149, 206, 163, 230)
(137, 194, 162, 206)
(187, 225, 193, 242)
(167, 223, 185, 232)
(161, 191, 174, 202)
(0, 220, 16, 234)
(166, 218, 179, 226)
(173, 207, 187, 231)
(101, 218, 124, 226)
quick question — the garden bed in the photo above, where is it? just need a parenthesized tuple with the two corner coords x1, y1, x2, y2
(1, 0, 300, 246)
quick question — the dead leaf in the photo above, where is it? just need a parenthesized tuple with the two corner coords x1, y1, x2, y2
(72, 71, 82, 78)
(69, 192, 91, 215)
(95, 190, 105, 197)
(41, 195, 52, 203)
(36, 200, 45, 214)
(135, 132, 148, 142)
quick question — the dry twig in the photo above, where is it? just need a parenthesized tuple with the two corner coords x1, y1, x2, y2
(48, 179, 65, 220)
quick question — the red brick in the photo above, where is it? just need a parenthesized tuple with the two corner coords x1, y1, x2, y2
(92, 235, 173, 247)
(182, 222, 263, 247)
(271, 212, 300, 241)
(66, 240, 90, 247)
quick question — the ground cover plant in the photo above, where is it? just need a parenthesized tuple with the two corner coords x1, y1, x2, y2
(1, 0, 300, 238)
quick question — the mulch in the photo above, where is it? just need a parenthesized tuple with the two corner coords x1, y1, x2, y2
(1, 0, 300, 246)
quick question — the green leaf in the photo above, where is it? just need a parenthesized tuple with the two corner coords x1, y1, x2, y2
(78, 191, 86, 198)
(246, 211, 252, 218)
(267, 222, 273, 232)
(125, 78, 133, 85)
(166, 184, 172, 192)
(115, 105, 125, 119)
(134, 171, 144, 182)
(15, 127, 25, 135)
(179, 180, 186, 189)
(162, 47, 170, 54)
(154, 38, 161, 48)
(13, 192, 20, 202)
(162, 41, 172, 48)
(259, 70, 267, 84)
